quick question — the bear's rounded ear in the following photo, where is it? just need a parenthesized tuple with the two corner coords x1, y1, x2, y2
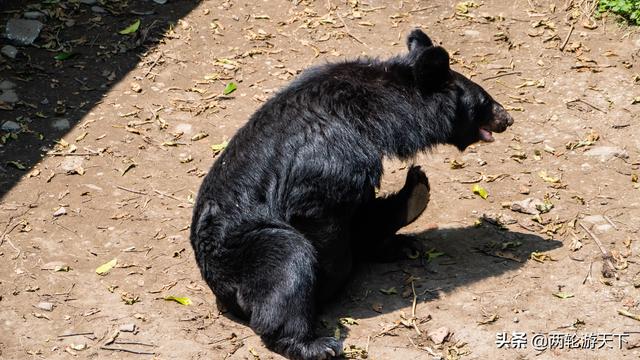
(407, 29, 433, 52)
(412, 46, 452, 91)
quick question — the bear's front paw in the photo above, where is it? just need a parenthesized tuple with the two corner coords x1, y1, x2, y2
(403, 166, 430, 225)
(298, 337, 343, 360)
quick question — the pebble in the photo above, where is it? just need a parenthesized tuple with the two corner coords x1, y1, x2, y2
(60, 157, 83, 173)
(0, 89, 18, 103)
(52, 118, 70, 131)
(0, 80, 16, 90)
(1, 45, 18, 59)
(584, 146, 629, 161)
(80, 0, 97, 4)
(91, 6, 107, 14)
(175, 123, 193, 135)
(36, 302, 55, 311)
(428, 326, 451, 345)
(582, 214, 606, 225)
(582, 215, 613, 233)
(5, 19, 43, 45)
(119, 323, 136, 332)
(509, 198, 544, 215)
(595, 224, 613, 233)
(464, 29, 480, 37)
(130, 82, 142, 93)
(1, 120, 21, 132)
(23, 11, 45, 20)
(53, 207, 67, 217)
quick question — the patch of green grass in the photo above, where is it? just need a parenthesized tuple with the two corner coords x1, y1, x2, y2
(599, 0, 640, 25)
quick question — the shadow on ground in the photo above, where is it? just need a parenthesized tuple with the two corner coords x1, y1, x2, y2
(215, 224, 561, 343)
(323, 223, 562, 324)
(0, 0, 200, 199)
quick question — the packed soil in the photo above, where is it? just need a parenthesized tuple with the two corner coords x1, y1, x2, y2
(1, 0, 640, 359)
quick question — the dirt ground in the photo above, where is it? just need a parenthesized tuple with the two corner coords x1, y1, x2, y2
(1, 0, 640, 359)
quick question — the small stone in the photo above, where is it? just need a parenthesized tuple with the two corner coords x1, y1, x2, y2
(130, 82, 142, 93)
(53, 207, 67, 217)
(509, 198, 544, 215)
(69, 343, 86, 351)
(153, 0, 168, 4)
(80, 0, 97, 4)
(5, 19, 44, 45)
(464, 29, 480, 37)
(36, 301, 55, 311)
(91, 6, 107, 13)
(23, 11, 46, 20)
(0, 89, 18, 103)
(119, 323, 136, 332)
(1, 120, 21, 132)
(584, 146, 629, 161)
(1, 45, 18, 59)
(513, 317, 519, 323)
(518, 185, 530, 194)
(175, 123, 193, 135)
(428, 326, 451, 345)
(0, 80, 16, 90)
(595, 224, 613, 233)
(52, 118, 70, 131)
(60, 156, 84, 173)
(582, 214, 606, 226)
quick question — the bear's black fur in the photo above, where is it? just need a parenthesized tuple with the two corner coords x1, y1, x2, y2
(190, 29, 513, 360)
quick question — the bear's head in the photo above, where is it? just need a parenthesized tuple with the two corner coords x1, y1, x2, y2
(407, 29, 514, 151)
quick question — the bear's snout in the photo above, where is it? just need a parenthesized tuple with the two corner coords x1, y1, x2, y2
(490, 103, 513, 132)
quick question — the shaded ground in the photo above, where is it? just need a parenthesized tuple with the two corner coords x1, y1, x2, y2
(1, 0, 640, 359)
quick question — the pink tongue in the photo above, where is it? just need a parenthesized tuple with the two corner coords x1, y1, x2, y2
(479, 128, 494, 142)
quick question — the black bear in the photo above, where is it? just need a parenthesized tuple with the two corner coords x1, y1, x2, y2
(190, 29, 513, 360)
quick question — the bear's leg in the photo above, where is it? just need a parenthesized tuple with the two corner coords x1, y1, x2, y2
(352, 166, 430, 260)
(222, 224, 343, 360)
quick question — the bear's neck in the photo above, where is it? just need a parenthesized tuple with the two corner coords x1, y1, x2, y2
(365, 89, 456, 160)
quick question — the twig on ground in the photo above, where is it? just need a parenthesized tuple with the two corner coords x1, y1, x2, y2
(116, 185, 148, 195)
(407, 336, 440, 357)
(100, 346, 155, 355)
(579, 222, 617, 278)
(410, 280, 421, 335)
(47, 152, 100, 157)
(0, 199, 37, 247)
(144, 53, 163, 78)
(603, 215, 618, 230)
(113, 340, 156, 347)
(58, 332, 94, 338)
(482, 71, 522, 81)
(582, 261, 593, 285)
(618, 309, 640, 322)
(153, 189, 184, 203)
(409, 5, 439, 14)
(0, 219, 23, 247)
(560, 24, 575, 51)
(335, 12, 366, 45)
(7, 239, 21, 259)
